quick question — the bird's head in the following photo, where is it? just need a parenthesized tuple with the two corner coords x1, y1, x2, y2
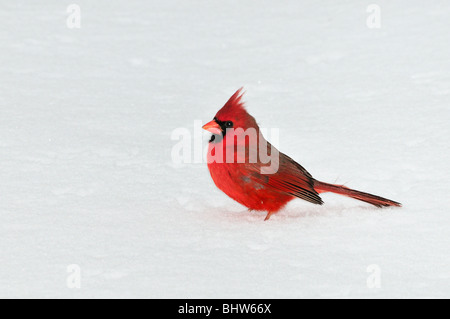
(203, 88, 258, 143)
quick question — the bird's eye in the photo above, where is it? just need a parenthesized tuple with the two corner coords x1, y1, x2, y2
(226, 121, 234, 128)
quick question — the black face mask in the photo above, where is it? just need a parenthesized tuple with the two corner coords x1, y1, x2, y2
(209, 118, 233, 143)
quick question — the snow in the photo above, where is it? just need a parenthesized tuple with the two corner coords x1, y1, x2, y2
(1, 0, 449, 298)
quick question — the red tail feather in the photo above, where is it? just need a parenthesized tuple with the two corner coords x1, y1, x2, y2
(314, 181, 402, 208)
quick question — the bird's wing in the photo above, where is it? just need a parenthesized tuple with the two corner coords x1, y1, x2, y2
(243, 143, 323, 205)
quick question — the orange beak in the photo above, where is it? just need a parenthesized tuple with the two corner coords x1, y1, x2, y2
(202, 120, 222, 135)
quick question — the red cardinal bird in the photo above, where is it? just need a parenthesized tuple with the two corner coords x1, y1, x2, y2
(203, 88, 401, 220)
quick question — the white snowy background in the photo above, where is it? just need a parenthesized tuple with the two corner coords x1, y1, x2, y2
(1, 0, 449, 298)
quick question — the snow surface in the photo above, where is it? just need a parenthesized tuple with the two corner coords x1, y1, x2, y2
(1, 0, 449, 298)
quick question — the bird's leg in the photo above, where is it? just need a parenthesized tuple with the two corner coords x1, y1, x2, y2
(264, 211, 274, 221)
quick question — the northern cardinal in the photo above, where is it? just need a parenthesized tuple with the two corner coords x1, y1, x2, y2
(203, 88, 401, 220)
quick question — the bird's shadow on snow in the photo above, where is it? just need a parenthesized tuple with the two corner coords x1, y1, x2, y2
(217, 203, 397, 223)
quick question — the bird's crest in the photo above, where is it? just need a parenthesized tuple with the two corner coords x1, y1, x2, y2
(215, 87, 247, 120)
